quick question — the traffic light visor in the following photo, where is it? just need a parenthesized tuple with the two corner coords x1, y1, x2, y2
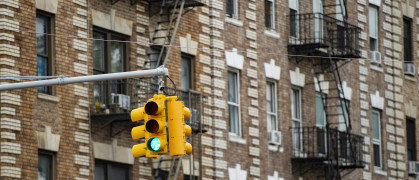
(147, 138, 161, 151)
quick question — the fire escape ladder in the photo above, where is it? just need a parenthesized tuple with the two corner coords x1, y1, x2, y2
(143, 0, 186, 70)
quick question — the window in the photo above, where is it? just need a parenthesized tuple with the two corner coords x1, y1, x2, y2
(289, 0, 299, 38)
(338, 100, 349, 131)
(372, 109, 382, 168)
(315, 93, 326, 127)
(38, 150, 55, 180)
(403, 18, 412, 62)
(369, 6, 378, 52)
(407, 118, 416, 161)
(226, 0, 238, 19)
(36, 11, 54, 94)
(291, 88, 302, 150)
(228, 70, 241, 136)
(265, 0, 274, 29)
(94, 160, 130, 180)
(92, 30, 127, 107)
(403, 17, 414, 75)
(316, 93, 326, 154)
(266, 81, 278, 131)
(181, 55, 194, 91)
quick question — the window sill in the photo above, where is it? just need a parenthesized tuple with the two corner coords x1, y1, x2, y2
(264, 30, 280, 39)
(374, 167, 387, 176)
(268, 144, 284, 152)
(225, 17, 243, 27)
(229, 134, 246, 145)
(38, 93, 60, 103)
(370, 65, 383, 72)
(404, 74, 416, 82)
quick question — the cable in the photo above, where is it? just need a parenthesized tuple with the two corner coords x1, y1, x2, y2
(20, 31, 416, 64)
(162, 76, 177, 96)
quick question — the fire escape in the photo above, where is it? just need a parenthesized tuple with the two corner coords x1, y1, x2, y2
(288, 0, 364, 179)
(91, 0, 207, 179)
(143, 0, 207, 179)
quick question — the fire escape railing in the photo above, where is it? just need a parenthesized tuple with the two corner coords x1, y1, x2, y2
(291, 126, 364, 168)
(288, 13, 361, 58)
(92, 79, 137, 114)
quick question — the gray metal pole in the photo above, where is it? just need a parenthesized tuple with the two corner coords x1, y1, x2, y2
(0, 67, 168, 91)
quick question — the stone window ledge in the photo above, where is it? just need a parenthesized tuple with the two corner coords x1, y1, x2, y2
(370, 65, 383, 72)
(225, 17, 243, 27)
(374, 167, 387, 176)
(404, 75, 416, 82)
(229, 134, 246, 145)
(264, 30, 280, 39)
(38, 93, 60, 103)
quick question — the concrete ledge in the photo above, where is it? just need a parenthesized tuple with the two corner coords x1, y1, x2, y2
(38, 93, 60, 103)
(92, 9, 133, 36)
(36, 0, 59, 14)
(229, 135, 246, 145)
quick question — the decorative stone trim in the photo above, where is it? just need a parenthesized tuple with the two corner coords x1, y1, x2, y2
(36, 126, 60, 152)
(92, 9, 133, 36)
(290, 67, 305, 87)
(93, 139, 134, 165)
(35, 0, 59, 14)
(264, 59, 280, 80)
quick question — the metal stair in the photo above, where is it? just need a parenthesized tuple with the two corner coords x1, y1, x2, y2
(323, 0, 347, 20)
(142, 0, 185, 70)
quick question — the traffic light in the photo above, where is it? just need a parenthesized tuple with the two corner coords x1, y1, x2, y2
(167, 98, 193, 156)
(131, 94, 168, 158)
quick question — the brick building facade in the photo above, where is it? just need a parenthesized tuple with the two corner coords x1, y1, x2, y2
(0, 0, 418, 179)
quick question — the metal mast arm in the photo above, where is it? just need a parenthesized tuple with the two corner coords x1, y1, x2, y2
(0, 67, 169, 91)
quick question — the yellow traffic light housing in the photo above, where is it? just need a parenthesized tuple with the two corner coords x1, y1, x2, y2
(131, 94, 168, 158)
(167, 98, 193, 156)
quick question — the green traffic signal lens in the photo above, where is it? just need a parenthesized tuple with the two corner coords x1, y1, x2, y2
(147, 138, 161, 151)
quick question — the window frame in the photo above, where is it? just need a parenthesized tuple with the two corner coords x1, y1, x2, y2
(315, 92, 326, 127)
(338, 100, 350, 131)
(226, 0, 239, 19)
(93, 28, 129, 75)
(403, 17, 412, 63)
(372, 109, 382, 168)
(92, 28, 129, 107)
(266, 80, 278, 132)
(36, 10, 55, 95)
(264, 0, 275, 30)
(38, 150, 56, 180)
(289, 0, 299, 38)
(228, 69, 241, 137)
(406, 117, 416, 161)
(181, 54, 195, 91)
(94, 159, 131, 180)
(291, 87, 302, 150)
(369, 5, 379, 53)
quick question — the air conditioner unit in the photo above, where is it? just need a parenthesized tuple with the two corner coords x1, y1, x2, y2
(111, 93, 130, 110)
(268, 130, 282, 145)
(370, 51, 381, 64)
(408, 161, 419, 174)
(404, 63, 415, 75)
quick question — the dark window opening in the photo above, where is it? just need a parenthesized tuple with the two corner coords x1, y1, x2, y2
(94, 160, 130, 180)
(407, 118, 416, 161)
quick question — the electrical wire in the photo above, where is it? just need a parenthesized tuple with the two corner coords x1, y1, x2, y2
(20, 31, 415, 64)
(163, 76, 177, 96)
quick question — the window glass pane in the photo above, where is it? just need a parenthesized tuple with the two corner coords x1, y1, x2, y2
(373, 144, 381, 167)
(269, 115, 276, 131)
(36, 16, 48, 55)
(94, 163, 106, 180)
(369, 38, 377, 51)
(339, 101, 349, 131)
(226, 0, 235, 16)
(369, 6, 377, 38)
(181, 57, 190, 91)
(37, 56, 49, 93)
(403, 18, 412, 62)
(228, 72, 237, 103)
(111, 165, 128, 180)
(38, 154, 52, 180)
(266, 83, 272, 112)
(229, 105, 238, 134)
(316, 94, 325, 126)
(292, 89, 300, 119)
(372, 111, 380, 140)
(110, 37, 124, 73)
(93, 33, 105, 73)
(265, 0, 273, 28)
(290, 9, 298, 37)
